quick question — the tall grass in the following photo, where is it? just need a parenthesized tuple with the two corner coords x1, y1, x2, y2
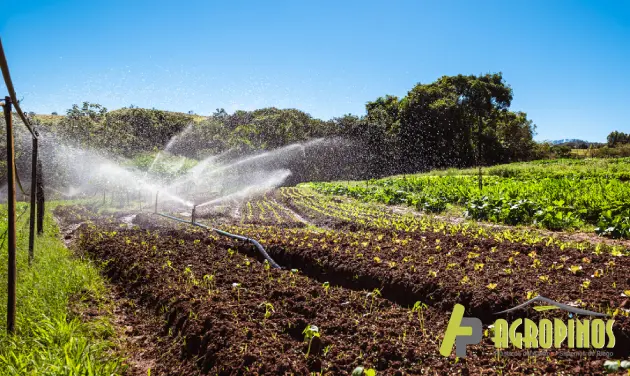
(0, 203, 125, 375)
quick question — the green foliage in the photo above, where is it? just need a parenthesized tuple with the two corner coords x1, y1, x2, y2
(17, 73, 536, 186)
(302, 324, 320, 358)
(595, 210, 630, 239)
(308, 159, 630, 236)
(607, 130, 630, 147)
(0, 204, 125, 375)
(353, 366, 377, 376)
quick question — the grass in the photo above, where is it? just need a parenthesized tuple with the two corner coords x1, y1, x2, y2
(0, 203, 125, 375)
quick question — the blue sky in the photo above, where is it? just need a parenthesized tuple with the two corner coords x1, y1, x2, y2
(1, 0, 629, 142)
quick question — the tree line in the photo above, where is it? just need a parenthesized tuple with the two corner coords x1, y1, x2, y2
(22, 73, 536, 181)
(607, 131, 630, 147)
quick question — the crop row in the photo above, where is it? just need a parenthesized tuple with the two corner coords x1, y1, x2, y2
(220, 223, 630, 324)
(71, 211, 628, 374)
(70, 218, 538, 375)
(424, 157, 630, 180)
(274, 187, 628, 256)
(238, 193, 306, 228)
(307, 174, 630, 237)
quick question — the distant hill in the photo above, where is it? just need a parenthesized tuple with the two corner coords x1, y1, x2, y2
(549, 139, 592, 145)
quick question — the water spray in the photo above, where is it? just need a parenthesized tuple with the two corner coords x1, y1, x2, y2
(154, 191, 159, 213)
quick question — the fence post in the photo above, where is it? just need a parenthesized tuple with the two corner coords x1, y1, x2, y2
(36, 159, 44, 234)
(28, 135, 38, 264)
(477, 115, 483, 191)
(3, 96, 17, 333)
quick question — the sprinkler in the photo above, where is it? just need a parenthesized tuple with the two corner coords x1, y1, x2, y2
(154, 191, 159, 213)
(191, 204, 197, 224)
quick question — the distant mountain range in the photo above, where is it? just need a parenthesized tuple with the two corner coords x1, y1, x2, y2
(548, 139, 600, 145)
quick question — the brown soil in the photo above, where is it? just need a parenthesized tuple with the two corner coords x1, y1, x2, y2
(55, 203, 630, 375)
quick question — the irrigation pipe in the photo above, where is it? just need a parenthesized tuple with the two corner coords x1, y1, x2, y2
(154, 212, 282, 269)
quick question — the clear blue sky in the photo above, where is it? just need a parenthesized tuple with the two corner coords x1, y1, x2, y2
(1, 0, 629, 142)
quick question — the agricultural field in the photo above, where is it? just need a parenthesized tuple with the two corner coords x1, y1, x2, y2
(308, 158, 630, 240)
(53, 175, 630, 375)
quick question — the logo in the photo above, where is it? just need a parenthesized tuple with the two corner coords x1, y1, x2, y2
(440, 304, 482, 358)
(440, 296, 616, 358)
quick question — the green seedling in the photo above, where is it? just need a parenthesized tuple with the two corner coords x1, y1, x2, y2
(232, 283, 242, 303)
(412, 301, 428, 334)
(202, 274, 215, 292)
(263, 259, 271, 279)
(302, 324, 320, 358)
(322, 281, 330, 295)
(352, 367, 376, 376)
(366, 288, 382, 313)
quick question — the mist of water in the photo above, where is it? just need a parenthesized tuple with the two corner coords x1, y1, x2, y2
(22, 129, 339, 213)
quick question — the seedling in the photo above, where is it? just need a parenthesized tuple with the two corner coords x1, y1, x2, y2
(302, 324, 320, 358)
(526, 291, 537, 300)
(261, 302, 274, 320)
(322, 281, 330, 295)
(202, 274, 215, 292)
(411, 301, 428, 334)
(531, 259, 541, 268)
(263, 259, 271, 278)
(367, 288, 382, 313)
(538, 275, 549, 283)
(352, 367, 376, 376)
(232, 283, 242, 303)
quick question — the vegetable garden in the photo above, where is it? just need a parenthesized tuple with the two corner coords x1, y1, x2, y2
(54, 179, 630, 375)
(307, 158, 630, 239)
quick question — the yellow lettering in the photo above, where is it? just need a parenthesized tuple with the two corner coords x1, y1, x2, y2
(539, 319, 553, 349)
(554, 319, 567, 348)
(523, 318, 538, 348)
(509, 319, 523, 349)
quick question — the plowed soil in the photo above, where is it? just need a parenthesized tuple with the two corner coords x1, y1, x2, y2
(55, 200, 630, 375)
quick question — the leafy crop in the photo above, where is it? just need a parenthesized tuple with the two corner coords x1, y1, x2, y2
(595, 210, 630, 239)
(307, 160, 630, 237)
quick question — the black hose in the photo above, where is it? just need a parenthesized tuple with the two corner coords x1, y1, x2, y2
(154, 212, 282, 269)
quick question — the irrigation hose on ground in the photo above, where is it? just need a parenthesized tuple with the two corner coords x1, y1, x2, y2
(154, 212, 282, 269)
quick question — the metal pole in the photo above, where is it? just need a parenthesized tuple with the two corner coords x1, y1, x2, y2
(154, 191, 159, 213)
(36, 159, 44, 235)
(28, 136, 38, 265)
(3, 96, 17, 333)
(191, 205, 197, 224)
